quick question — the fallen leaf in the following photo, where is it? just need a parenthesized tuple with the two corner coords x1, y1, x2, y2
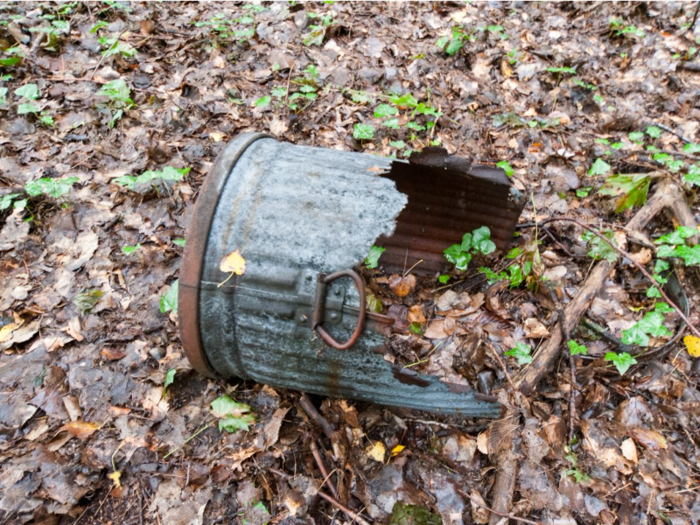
(630, 427, 667, 451)
(390, 444, 406, 457)
(108, 406, 132, 417)
(109, 470, 122, 488)
(477, 431, 489, 455)
(367, 165, 385, 173)
(620, 438, 638, 463)
(684, 335, 700, 357)
(0, 319, 21, 343)
(469, 490, 490, 524)
(524, 318, 550, 338)
(60, 420, 99, 439)
(407, 305, 426, 324)
(629, 248, 652, 265)
(424, 319, 448, 339)
(366, 441, 386, 462)
(219, 249, 246, 275)
(101, 347, 126, 361)
(388, 274, 416, 298)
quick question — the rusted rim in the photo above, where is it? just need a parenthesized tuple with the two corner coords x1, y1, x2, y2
(179, 133, 272, 378)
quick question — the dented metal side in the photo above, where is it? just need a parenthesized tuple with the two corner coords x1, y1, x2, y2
(180, 134, 508, 417)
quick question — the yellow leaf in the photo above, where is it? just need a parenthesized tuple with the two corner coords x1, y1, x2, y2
(366, 441, 386, 462)
(60, 420, 99, 439)
(684, 335, 700, 358)
(219, 249, 246, 275)
(0, 322, 19, 343)
(108, 470, 122, 488)
(390, 444, 405, 457)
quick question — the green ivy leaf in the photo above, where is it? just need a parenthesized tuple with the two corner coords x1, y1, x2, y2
(254, 96, 271, 107)
(160, 279, 179, 314)
(210, 394, 251, 419)
(25, 177, 79, 199)
(383, 118, 400, 129)
(605, 352, 637, 375)
(496, 160, 514, 177)
(587, 158, 611, 176)
(683, 143, 700, 154)
(18, 102, 40, 114)
(567, 340, 588, 356)
(645, 126, 662, 138)
(445, 37, 464, 56)
(505, 341, 533, 365)
(598, 173, 650, 212)
(121, 243, 140, 255)
(674, 245, 700, 266)
(173, 238, 187, 247)
(163, 369, 176, 396)
(15, 83, 39, 100)
(364, 245, 385, 269)
(0, 193, 20, 210)
(471, 226, 496, 254)
(460, 233, 473, 252)
(389, 140, 406, 149)
(438, 274, 450, 284)
(628, 131, 644, 142)
(374, 103, 399, 118)
(353, 123, 375, 140)
(219, 414, 255, 433)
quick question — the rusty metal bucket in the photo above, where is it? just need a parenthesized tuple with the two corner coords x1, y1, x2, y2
(179, 133, 524, 417)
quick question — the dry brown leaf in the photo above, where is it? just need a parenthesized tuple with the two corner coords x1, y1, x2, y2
(524, 318, 550, 338)
(388, 274, 416, 298)
(424, 319, 448, 339)
(108, 406, 132, 417)
(620, 438, 638, 463)
(60, 420, 99, 439)
(407, 305, 426, 324)
(476, 431, 489, 455)
(101, 347, 127, 361)
(630, 427, 667, 451)
(367, 165, 385, 173)
(629, 248, 652, 265)
(469, 490, 490, 524)
(366, 441, 386, 462)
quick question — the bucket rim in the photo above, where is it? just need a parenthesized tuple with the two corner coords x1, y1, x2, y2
(179, 132, 272, 378)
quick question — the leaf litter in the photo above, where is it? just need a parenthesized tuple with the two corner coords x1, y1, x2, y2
(1, 2, 700, 524)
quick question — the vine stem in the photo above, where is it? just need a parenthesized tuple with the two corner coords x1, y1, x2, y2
(538, 217, 700, 339)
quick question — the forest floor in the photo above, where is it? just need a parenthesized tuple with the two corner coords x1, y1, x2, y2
(2, 2, 700, 524)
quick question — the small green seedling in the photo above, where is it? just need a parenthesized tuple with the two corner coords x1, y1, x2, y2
(565, 453, 590, 483)
(121, 243, 140, 255)
(655, 226, 700, 266)
(173, 238, 187, 247)
(25, 177, 79, 199)
(210, 394, 255, 433)
(587, 158, 611, 176)
(547, 66, 577, 75)
(353, 123, 375, 140)
(609, 19, 645, 39)
(163, 369, 176, 396)
(436, 26, 472, 56)
(302, 12, 334, 46)
(114, 166, 190, 191)
(496, 160, 514, 177)
(581, 230, 619, 263)
(97, 78, 134, 127)
(505, 341, 533, 365)
(160, 279, 179, 314)
(621, 303, 674, 347)
(0, 46, 23, 68)
(365, 245, 385, 269)
(99, 35, 138, 58)
(567, 340, 588, 356)
(438, 274, 450, 284)
(28, 20, 70, 50)
(444, 226, 496, 270)
(604, 352, 637, 375)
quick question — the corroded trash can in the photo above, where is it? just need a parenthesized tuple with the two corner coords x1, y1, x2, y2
(179, 133, 524, 417)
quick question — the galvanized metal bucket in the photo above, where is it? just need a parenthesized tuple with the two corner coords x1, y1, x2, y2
(180, 133, 524, 417)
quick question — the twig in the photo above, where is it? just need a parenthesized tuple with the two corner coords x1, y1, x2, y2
(538, 216, 700, 339)
(269, 468, 371, 525)
(484, 340, 516, 391)
(681, 1, 700, 34)
(89, 28, 127, 81)
(299, 393, 335, 440)
(652, 122, 694, 145)
(460, 490, 542, 525)
(163, 421, 214, 459)
(310, 440, 339, 500)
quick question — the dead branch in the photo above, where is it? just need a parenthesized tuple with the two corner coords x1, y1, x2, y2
(460, 489, 542, 525)
(299, 393, 335, 440)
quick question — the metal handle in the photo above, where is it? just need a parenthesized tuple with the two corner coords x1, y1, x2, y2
(312, 269, 366, 350)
